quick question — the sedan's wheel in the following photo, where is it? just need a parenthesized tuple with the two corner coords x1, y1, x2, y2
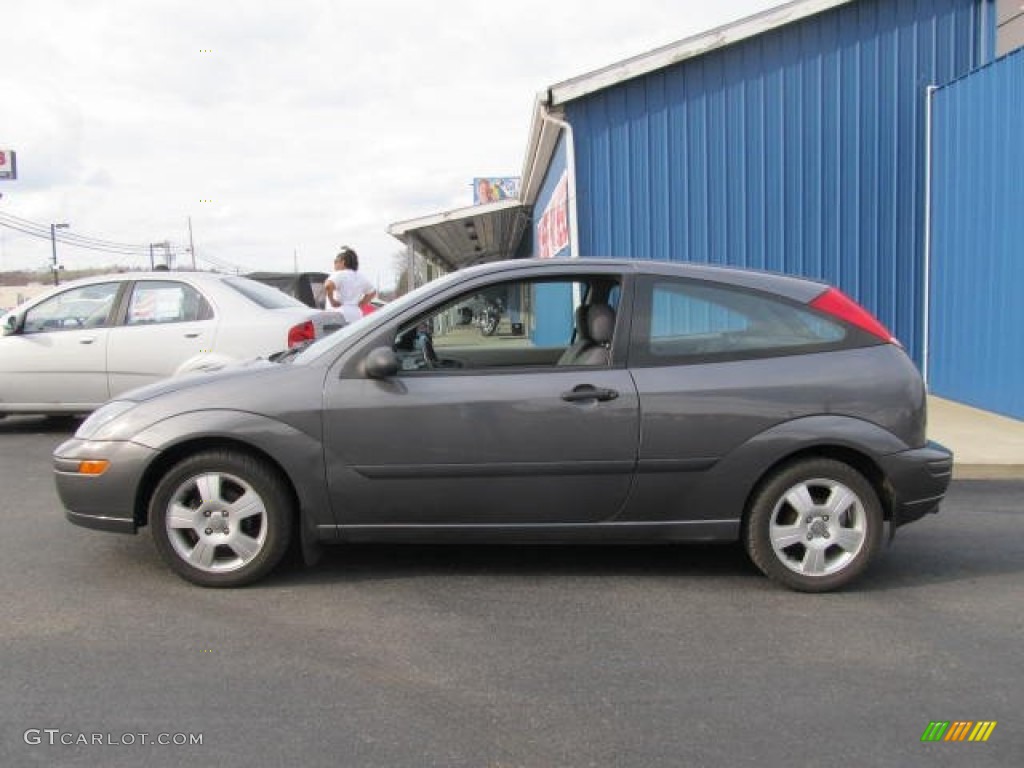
(149, 450, 293, 587)
(744, 458, 882, 592)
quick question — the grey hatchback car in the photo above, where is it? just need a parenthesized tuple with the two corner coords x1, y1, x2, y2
(54, 258, 952, 591)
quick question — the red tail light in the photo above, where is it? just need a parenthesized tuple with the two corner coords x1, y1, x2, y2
(287, 320, 315, 348)
(810, 288, 898, 345)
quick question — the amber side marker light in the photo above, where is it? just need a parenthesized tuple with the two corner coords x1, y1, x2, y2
(78, 460, 110, 476)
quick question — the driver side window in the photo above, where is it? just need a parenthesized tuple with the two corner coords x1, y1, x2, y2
(22, 282, 120, 334)
(393, 275, 620, 373)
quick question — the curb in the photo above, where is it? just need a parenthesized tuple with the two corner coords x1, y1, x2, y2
(952, 465, 1024, 480)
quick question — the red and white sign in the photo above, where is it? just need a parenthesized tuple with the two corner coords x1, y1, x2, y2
(537, 170, 569, 259)
(0, 150, 16, 180)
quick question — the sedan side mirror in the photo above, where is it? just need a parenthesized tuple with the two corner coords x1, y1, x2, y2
(2, 313, 21, 336)
(362, 346, 399, 379)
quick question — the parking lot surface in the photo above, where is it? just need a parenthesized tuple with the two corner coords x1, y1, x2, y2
(1, 415, 1021, 767)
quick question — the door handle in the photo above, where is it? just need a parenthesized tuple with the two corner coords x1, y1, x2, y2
(79, 337, 96, 345)
(184, 333, 201, 338)
(561, 385, 619, 403)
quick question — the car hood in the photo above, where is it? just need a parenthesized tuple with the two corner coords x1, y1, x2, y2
(116, 356, 283, 404)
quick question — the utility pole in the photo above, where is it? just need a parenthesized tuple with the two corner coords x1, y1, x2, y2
(50, 222, 69, 285)
(188, 217, 196, 270)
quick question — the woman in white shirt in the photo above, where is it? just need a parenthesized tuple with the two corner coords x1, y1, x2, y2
(325, 246, 376, 324)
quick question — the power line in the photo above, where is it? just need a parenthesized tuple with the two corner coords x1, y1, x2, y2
(0, 211, 247, 273)
(0, 212, 153, 255)
(193, 248, 245, 273)
(0, 211, 151, 250)
(0, 220, 148, 256)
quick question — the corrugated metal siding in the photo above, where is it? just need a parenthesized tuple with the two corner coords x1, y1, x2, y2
(567, 0, 993, 365)
(530, 135, 576, 345)
(929, 47, 1024, 419)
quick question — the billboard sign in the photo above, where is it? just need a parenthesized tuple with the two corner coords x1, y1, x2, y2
(0, 150, 16, 180)
(473, 176, 520, 205)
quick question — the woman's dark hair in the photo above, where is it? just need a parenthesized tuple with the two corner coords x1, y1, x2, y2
(338, 246, 359, 271)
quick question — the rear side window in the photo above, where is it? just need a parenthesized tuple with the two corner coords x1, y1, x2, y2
(126, 281, 213, 325)
(222, 276, 307, 309)
(634, 279, 847, 365)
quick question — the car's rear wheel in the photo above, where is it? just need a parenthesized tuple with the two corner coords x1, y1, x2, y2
(149, 450, 293, 587)
(743, 458, 882, 592)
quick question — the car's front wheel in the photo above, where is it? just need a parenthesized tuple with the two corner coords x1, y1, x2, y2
(149, 450, 293, 587)
(743, 458, 883, 592)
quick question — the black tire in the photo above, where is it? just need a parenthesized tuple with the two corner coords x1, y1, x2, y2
(149, 450, 294, 587)
(743, 458, 883, 592)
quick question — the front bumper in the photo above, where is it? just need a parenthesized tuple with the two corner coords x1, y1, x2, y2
(879, 440, 954, 529)
(54, 438, 159, 534)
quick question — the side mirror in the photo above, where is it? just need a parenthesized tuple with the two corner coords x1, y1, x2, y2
(2, 313, 21, 336)
(362, 346, 399, 379)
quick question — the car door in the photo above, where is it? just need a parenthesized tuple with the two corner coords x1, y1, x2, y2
(321, 272, 640, 527)
(105, 279, 217, 396)
(0, 281, 121, 409)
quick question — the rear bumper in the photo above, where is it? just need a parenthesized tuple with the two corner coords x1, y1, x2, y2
(879, 441, 954, 528)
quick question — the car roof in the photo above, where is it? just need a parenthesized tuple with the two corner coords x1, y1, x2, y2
(247, 271, 327, 280)
(456, 258, 830, 303)
(43, 271, 231, 288)
(8, 271, 313, 314)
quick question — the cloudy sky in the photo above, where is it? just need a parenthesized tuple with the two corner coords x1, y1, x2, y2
(1, 0, 776, 288)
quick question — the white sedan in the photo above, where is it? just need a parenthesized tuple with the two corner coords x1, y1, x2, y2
(0, 271, 345, 416)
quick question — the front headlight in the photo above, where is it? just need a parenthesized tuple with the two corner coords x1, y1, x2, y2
(76, 400, 138, 440)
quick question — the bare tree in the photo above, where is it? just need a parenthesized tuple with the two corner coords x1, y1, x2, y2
(391, 248, 412, 297)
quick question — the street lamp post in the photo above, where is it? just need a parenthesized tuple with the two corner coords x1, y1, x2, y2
(50, 222, 69, 285)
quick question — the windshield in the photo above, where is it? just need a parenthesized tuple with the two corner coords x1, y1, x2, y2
(291, 271, 468, 364)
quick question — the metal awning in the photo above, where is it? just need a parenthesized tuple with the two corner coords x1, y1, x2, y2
(387, 198, 530, 272)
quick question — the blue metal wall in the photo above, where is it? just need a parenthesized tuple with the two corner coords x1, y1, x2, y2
(531, 134, 575, 345)
(566, 0, 993, 365)
(929, 47, 1024, 419)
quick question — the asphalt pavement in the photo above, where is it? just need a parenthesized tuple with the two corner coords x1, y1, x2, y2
(0, 415, 1021, 768)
